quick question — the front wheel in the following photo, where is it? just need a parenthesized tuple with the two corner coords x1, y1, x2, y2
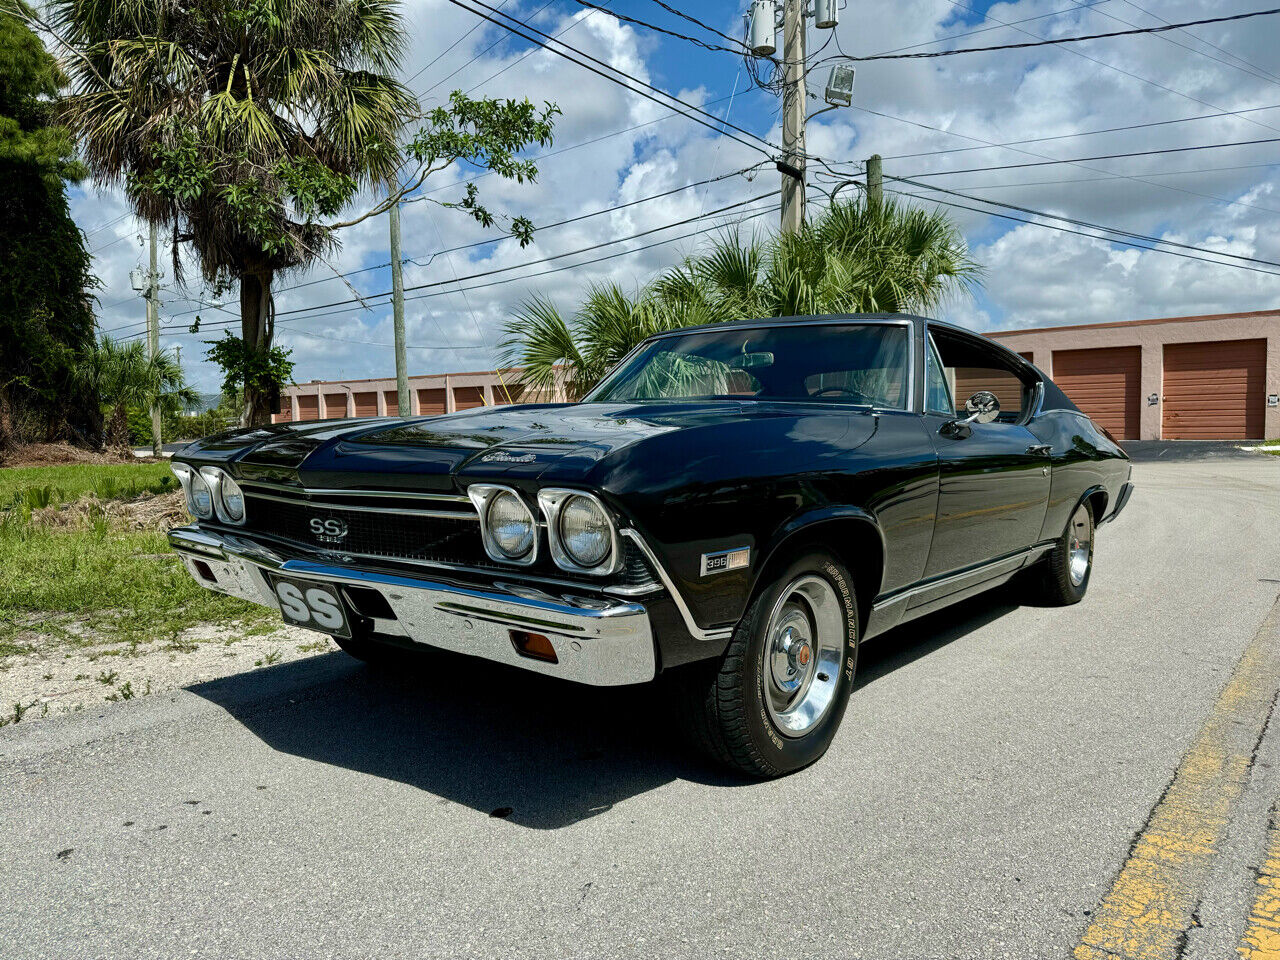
(675, 550, 859, 778)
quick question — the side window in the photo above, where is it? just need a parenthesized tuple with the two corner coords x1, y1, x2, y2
(925, 334, 954, 415)
(931, 328, 1032, 423)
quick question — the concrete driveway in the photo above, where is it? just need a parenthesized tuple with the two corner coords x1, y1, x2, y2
(3, 456, 1279, 960)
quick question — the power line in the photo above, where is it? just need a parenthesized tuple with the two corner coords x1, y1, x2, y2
(274, 193, 775, 321)
(1114, 0, 1280, 84)
(819, 104, 1280, 219)
(1065, 0, 1280, 89)
(833, 7, 1280, 61)
(404, 0, 513, 87)
(566, 0, 750, 56)
(904, 0, 1280, 138)
(898, 136, 1280, 179)
(873, 182, 1280, 278)
(443, 0, 779, 156)
(118, 165, 767, 334)
(869, 0, 1115, 57)
(888, 175, 1280, 271)
(118, 200, 776, 342)
(115, 195, 775, 339)
(881, 102, 1280, 161)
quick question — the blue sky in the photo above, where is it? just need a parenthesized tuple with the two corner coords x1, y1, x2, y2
(73, 0, 1280, 391)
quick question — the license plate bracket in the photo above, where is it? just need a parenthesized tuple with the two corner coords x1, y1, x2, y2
(267, 574, 352, 638)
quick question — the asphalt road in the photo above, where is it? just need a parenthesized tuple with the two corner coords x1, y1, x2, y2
(4, 456, 1280, 960)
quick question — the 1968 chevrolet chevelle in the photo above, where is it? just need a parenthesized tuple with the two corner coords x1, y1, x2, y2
(168, 314, 1132, 776)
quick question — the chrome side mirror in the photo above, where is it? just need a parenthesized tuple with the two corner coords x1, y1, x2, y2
(962, 391, 1000, 425)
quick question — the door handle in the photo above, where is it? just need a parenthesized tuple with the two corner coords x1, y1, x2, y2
(1026, 443, 1052, 455)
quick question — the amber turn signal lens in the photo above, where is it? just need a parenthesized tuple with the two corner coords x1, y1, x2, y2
(509, 630, 557, 663)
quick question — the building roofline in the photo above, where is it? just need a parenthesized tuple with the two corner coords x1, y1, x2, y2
(987, 308, 1280, 338)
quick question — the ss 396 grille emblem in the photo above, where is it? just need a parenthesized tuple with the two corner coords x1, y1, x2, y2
(309, 517, 348, 543)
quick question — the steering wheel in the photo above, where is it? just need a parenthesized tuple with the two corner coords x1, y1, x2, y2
(812, 386, 875, 403)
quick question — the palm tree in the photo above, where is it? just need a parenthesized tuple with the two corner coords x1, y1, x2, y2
(43, 0, 556, 425)
(502, 195, 982, 397)
(76, 336, 197, 450)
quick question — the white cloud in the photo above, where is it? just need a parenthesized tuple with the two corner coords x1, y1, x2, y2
(74, 0, 1280, 387)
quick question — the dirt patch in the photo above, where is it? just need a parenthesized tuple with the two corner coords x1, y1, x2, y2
(0, 442, 158, 468)
(32, 489, 188, 532)
(0, 619, 339, 727)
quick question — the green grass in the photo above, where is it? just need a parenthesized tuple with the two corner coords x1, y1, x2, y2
(0, 462, 178, 511)
(0, 512, 273, 651)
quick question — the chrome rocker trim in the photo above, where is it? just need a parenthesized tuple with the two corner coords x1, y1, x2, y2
(169, 525, 656, 686)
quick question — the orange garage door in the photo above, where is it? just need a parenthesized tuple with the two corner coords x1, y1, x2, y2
(296, 394, 319, 421)
(1051, 346, 1141, 440)
(353, 391, 378, 417)
(417, 388, 446, 415)
(323, 392, 347, 418)
(453, 386, 485, 410)
(1163, 339, 1266, 440)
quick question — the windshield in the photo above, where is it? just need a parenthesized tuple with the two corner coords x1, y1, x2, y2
(586, 323, 910, 407)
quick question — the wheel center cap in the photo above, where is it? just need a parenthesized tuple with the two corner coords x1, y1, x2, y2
(793, 642, 812, 668)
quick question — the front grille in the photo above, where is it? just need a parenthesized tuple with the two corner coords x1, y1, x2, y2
(234, 484, 660, 592)
(241, 493, 487, 566)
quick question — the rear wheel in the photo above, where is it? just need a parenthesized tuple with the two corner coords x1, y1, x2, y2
(675, 550, 859, 778)
(1033, 500, 1094, 605)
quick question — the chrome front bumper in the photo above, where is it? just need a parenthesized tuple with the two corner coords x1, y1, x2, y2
(168, 526, 656, 686)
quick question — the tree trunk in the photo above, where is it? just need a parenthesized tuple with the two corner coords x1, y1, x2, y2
(239, 269, 276, 427)
(105, 404, 131, 453)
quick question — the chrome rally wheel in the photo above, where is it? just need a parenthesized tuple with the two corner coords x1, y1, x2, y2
(1067, 503, 1092, 587)
(763, 575, 846, 738)
(674, 549, 859, 778)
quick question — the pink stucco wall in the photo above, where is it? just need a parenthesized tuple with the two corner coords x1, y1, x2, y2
(989, 310, 1280, 440)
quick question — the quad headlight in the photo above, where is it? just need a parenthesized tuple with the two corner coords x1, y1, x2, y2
(468, 484, 537, 565)
(171, 463, 213, 519)
(537, 489, 620, 575)
(172, 464, 246, 525)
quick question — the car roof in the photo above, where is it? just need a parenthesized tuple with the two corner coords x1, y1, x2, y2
(639, 312, 1038, 372)
(645, 313, 930, 340)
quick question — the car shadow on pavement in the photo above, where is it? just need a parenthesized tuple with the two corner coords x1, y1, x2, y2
(856, 590, 1019, 690)
(191, 590, 1019, 830)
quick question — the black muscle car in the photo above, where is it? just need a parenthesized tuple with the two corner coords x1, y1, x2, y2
(168, 314, 1133, 777)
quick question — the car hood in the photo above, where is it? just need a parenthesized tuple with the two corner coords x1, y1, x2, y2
(178, 400, 878, 494)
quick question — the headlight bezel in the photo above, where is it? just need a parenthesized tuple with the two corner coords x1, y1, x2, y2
(467, 483, 538, 566)
(198, 466, 247, 526)
(537, 488, 621, 576)
(171, 462, 214, 519)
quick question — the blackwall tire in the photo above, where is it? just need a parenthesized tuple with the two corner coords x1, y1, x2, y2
(1033, 500, 1094, 606)
(676, 549, 859, 778)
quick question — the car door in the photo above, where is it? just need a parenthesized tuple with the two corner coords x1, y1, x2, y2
(920, 326, 1052, 580)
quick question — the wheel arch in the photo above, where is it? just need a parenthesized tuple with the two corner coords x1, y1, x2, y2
(752, 507, 886, 637)
(1073, 484, 1108, 531)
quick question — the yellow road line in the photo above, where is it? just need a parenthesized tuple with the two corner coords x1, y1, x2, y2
(1238, 806, 1280, 959)
(1075, 599, 1280, 960)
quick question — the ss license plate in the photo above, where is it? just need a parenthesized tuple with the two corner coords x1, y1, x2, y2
(268, 575, 352, 638)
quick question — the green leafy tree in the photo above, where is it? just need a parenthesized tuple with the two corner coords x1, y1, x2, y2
(0, 0, 97, 447)
(75, 335, 197, 449)
(502, 196, 982, 398)
(38, 0, 558, 426)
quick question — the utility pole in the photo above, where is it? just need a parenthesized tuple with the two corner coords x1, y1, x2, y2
(780, 0, 807, 233)
(388, 193, 410, 417)
(146, 223, 162, 456)
(866, 154, 883, 207)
